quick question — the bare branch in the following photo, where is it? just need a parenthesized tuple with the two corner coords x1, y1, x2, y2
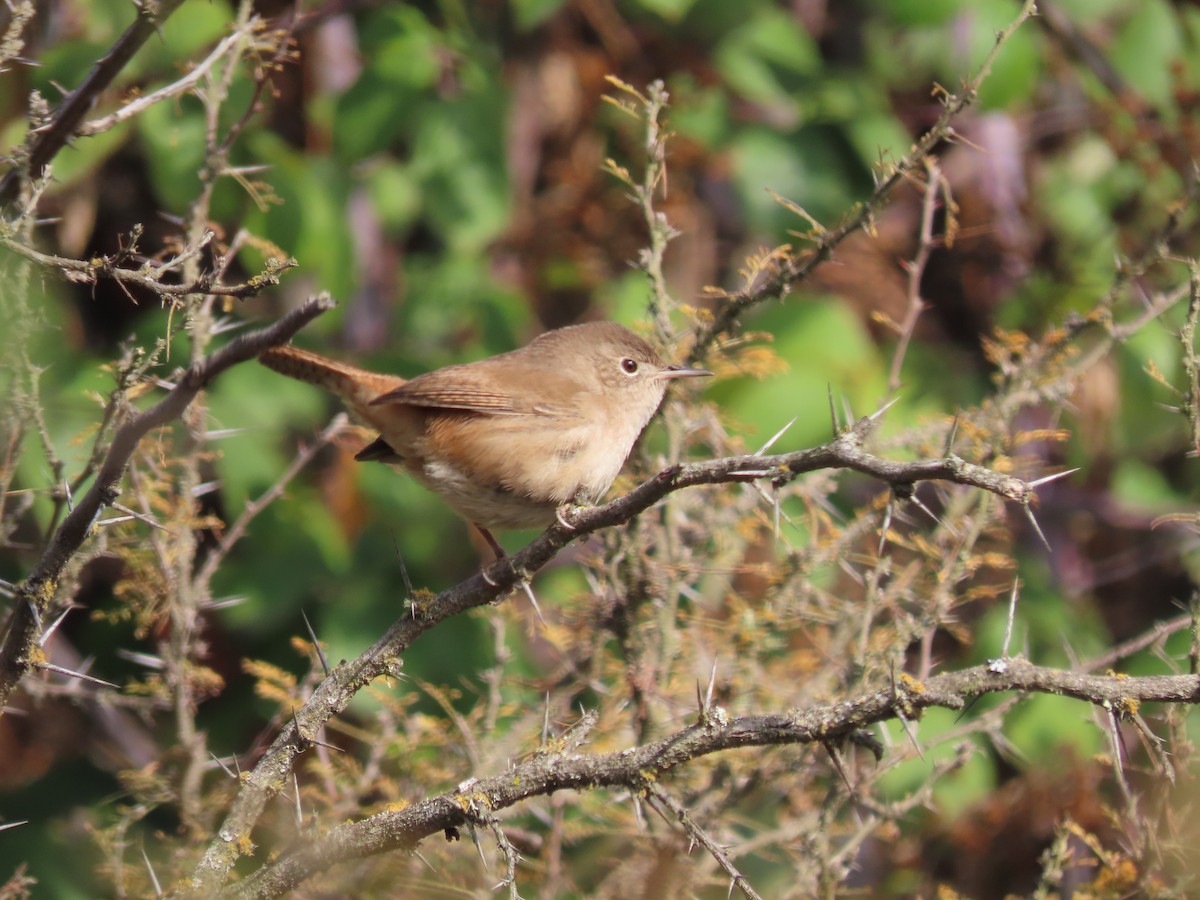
(687, 0, 1040, 363)
(0, 0, 189, 203)
(0, 295, 336, 710)
(0, 230, 297, 299)
(189, 411, 1062, 893)
(219, 659, 1199, 898)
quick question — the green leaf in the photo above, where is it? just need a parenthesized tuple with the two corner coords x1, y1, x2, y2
(511, 0, 570, 29)
(715, 8, 819, 116)
(876, 0, 964, 27)
(244, 132, 356, 299)
(137, 99, 207, 212)
(636, 0, 698, 22)
(365, 161, 422, 234)
(1111, 0, 1182, 108)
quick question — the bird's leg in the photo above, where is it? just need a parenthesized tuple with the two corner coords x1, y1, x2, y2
(474, 524, 543, 622)
(477, 523, 507, 587)
(474, 523, 507, 561)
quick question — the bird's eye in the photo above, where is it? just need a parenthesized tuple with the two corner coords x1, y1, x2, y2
(620, 358, 639, 375)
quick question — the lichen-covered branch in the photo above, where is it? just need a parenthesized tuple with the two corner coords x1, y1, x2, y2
(222, 658, 1198, 898)
(187, 407, 1056, 894)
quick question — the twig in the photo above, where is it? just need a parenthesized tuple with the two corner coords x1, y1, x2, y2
(194, 414, 349, 588)
(887, 158, 945, 392)
(187, 410, 1112, 893)
(687, 0, 1040, 363)
(76, 23, 265, 138)
(0, 0, 190, 203)
(0, 295, 336, 710)
(217, 658, 1200, 898)
(0, 230, 297, 299)
(647, 784, 762, 900)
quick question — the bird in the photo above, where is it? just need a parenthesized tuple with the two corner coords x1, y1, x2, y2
(259, 321, 711, 553)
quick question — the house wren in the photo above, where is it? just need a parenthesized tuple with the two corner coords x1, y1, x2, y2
(259, 321, 711, 545)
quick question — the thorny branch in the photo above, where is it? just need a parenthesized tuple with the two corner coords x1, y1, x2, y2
(887, 158, 948, 393)
(219, 658, 1198, 898)
(188, 406, 1060, 894)
(0, 227, 297, 299)
(0, 295, 336, 711)
(0, 0, 189, 204)
(686, 0, 1040, 364)
(646, 784, 764, 900)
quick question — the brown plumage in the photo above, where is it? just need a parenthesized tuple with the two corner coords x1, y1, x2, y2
(259, 322, 711, 535)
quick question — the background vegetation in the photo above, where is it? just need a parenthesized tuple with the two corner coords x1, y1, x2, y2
(3, 0, 1200, 896)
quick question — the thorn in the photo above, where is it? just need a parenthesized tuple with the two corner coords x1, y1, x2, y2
(868, 395, 901, 421)
(1026, 467, 1079, 490)
(878, 495, 894, 556)
(96, 514, 137, 527)
(909, 494, 952, 535)
(142, 845, 163, 898)
(520, 581, 545, 625)
(292, 772, 304, 826)
(706, 658, 718, 710)
(827, 384, 839, 435)
(210, 316, 249, 336)
(202, 427, 247, 441)
(307, 734, 344, 753)
(470, 824, 489, 870)
(542, 692, 551, 746)
(202, 595, 247, 611)
(39, 604, 77, 646)
(823, 741, 856, 795)
(224, 163, 272, 176)
(896, 708, 924, 760)
(191, 480, 221, 498)
(0, 821, 28, 832)
(111, 502, 172, 533)
(755, 416, 798, 456)
(37, 661, 119, 690)
(210, 752, 237, 779)
(1001, 578, 1020, 658)
(300, 609, 330, 676)
(413, 849, 436, 871)
(891, 662, 924, 760)
(25, 596, 43, 636)
(942, 413, 960, 456)
(1022, 503, 1053, 552)
(841, 395, 856, 429)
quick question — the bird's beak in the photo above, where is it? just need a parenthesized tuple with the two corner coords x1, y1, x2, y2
(658, 364, 713, 380)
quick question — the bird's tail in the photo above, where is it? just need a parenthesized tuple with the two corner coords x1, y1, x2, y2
(259, 345, 405, 410)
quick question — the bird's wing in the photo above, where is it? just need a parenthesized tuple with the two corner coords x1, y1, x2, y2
(370, 360, 582, 416)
